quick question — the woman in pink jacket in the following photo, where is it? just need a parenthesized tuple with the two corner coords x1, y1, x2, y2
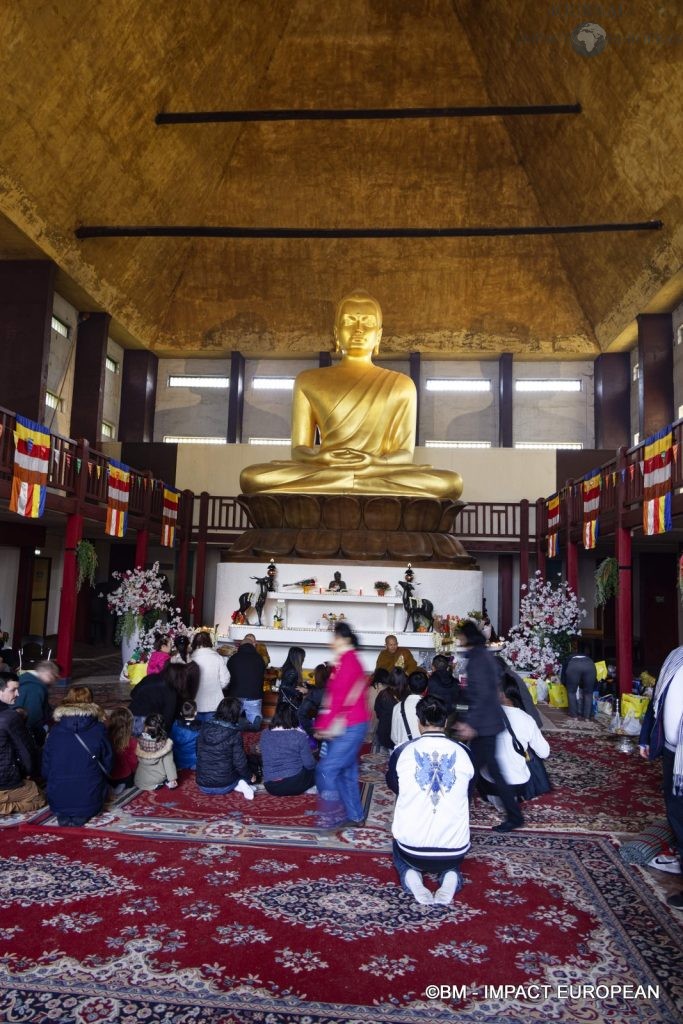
(314, 622, 371, 829)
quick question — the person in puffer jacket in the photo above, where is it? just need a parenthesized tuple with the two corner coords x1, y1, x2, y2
(134, 714, 178, 791)
(196, 697, 254, 799)
(42, 685, 112, 826)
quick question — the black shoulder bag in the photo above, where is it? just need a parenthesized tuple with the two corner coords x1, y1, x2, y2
(400, 700, 414, 741)
(503, 714, 553, 800)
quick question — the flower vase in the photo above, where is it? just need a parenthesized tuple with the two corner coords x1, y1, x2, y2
(120, 617, 143, 671)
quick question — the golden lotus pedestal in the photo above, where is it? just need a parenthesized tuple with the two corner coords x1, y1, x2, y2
(229, 493, 477, 568)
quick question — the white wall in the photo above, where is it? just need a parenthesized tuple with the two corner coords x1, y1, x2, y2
(174, 442, 557, 504)
(154, 358, 230, 441)
(103, 338, 124, 440)
(673, 299, 683, 421)
(243, 358, 317, 442)
(45, 293, 78, 437)
(514, 361, 595, 448)
(420, 360, 498, 445)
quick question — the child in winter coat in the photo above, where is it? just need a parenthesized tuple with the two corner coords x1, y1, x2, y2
(170, 699, 202, 770)
(134, 713, 178, 790)
(147, 635, 172, 676)
(107, 706, 137, 792)
(196, 697, 254, 799)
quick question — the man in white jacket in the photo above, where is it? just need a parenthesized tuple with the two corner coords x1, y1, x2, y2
(640, 645, 683, 912)
(386, 695, 473, 906)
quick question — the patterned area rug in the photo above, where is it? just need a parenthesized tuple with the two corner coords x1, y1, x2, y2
(18, 734, 664, 845)
(470, 733, 664, 835)
(1, 826, 681, 1023)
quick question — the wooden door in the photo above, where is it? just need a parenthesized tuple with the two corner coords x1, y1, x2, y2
(638, 551, 678, 676)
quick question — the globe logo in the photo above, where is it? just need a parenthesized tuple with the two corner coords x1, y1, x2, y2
(570, 22, 607, 57)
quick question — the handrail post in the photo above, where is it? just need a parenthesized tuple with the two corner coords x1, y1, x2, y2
(176, 489, 194, 619)
(535, 497, 547, 580)
(565, 480, 579, 595)
(194, 491, 210, 626)
(519, 498, 530, 596)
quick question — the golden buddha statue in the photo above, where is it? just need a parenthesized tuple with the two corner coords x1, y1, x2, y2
(240, 291, 463, 500)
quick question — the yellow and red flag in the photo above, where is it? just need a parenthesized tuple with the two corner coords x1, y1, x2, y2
(582, 470, 601, 549)
(10, 415, 51, 518)
(546, 494, 560, 557)
(106, 460, 130, 537)
(642, 429, 672, 535)
(161, 486, 180, 547)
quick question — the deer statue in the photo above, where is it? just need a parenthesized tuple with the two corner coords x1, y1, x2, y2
(397, 580, 434, 633)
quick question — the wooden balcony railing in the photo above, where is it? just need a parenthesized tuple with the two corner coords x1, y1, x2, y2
(0, 405, 191, 536)
(536, 418, 683, 542)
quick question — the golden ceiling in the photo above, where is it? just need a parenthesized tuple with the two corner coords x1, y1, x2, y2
(1, 1, 681, 359)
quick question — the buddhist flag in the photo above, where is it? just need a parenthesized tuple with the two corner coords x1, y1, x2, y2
(582, 470, 601, 549)
(161, 486, 180, 547)
(546, 494, 560, 557)
(642, 428, 673, 535)
(10, 415, 51, 518)
(106, 459, 130, 537)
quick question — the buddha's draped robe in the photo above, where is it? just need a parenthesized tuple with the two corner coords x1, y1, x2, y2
(240, 366, 462, 499)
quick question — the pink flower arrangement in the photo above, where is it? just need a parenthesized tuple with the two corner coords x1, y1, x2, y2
(107, 562, 177, 643)
(503, 571, 585, 679)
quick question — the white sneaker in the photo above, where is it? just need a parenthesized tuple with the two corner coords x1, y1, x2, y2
(647, 854, 682, 875)
(434, 871, 461, 905)
(404, 869, 433, 905)
(304, 786, 318, 795)
(235, 779, 255, 801)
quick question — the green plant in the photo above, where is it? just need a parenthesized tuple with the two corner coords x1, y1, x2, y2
(75, 540, 98, 592)
(374, 580, 391, 592)
(467, 609, 483, 621)
(595, 557, 618, 607)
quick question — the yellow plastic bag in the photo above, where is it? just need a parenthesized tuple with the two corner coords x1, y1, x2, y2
(595, 660, 608, 681)
(127, 662, 148, 688)
(522, 678, 538, 704)
(548, 682, 568, 708)
(620, 693, 650, 720)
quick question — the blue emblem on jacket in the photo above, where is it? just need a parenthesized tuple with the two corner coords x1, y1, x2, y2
(413, 749, 458, 808)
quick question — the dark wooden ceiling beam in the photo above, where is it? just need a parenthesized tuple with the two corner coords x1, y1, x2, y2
(155, 102, 582, 124)
(76, 221, 662, 240)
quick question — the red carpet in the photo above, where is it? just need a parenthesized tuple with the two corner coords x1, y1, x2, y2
(469, 732, 664, 834)
(1, 826, 681, 1022)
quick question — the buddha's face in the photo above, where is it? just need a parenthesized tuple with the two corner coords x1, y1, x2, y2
(334, 297, 382, 358)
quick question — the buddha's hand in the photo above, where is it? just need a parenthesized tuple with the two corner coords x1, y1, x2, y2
(325, 447, 373, 466)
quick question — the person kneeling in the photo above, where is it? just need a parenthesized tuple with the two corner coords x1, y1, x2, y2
(134, 714, 178, 791)
(260, 701, 317, 796)
(196, 697, 254, 800)
(386, 695, 473, 906)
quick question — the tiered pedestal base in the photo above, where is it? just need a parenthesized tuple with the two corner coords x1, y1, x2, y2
(230, 493, 476, 567)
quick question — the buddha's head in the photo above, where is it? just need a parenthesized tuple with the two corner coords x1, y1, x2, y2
(333, 290, 383, 358)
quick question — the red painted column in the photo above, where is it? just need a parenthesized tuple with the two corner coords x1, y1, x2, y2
(564, 483, 579, 596)
(135, 471, 153, 568)
(535, 498, 547, 580)
(56, 513, 84, 679)
(193, 492, 210, 627)
(56, 440, 89, 680)
(615, 447, 633, 696)
(135, 530, 149, 569)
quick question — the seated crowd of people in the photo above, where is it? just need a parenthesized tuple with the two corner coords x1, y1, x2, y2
(0, 622, 554, 909)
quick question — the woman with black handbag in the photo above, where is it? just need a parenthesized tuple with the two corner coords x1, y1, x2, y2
(477, 686, 551, 811)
